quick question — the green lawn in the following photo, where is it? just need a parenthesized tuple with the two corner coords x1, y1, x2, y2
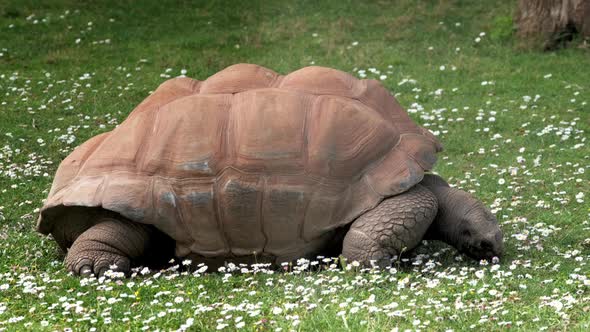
(0, 0, 589, 330)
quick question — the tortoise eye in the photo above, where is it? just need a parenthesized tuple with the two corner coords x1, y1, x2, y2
(461, 229, 472, 238)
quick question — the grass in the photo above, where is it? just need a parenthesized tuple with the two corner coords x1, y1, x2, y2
(0, 0, 589, 330)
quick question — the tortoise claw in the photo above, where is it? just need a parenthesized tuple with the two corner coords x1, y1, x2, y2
(66, 243, 131, 277)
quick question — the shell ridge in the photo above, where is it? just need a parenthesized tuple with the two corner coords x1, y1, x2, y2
(362, 173, 382, 200)
(259, 176, 269, 255)
(225, 93, 237, 167)
(213, 169, 232, 255)
(209, 93, 232, 174)
(135, 107, 160, 172)
(191, 80, 202, 94)
(95, 175, 108, 207)
(300, 182, 319, 242)
(351, 77, 367, 99)
(147, 175, 156, 222)
(297, 187, 312, 244)
(301, 94, 317, 174)
(169, 183, 191, 247)
(270, 74, 284, 88)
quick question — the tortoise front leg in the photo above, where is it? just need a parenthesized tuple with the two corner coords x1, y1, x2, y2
(341, 185, 438, 268)
(66, 217, 172, 277)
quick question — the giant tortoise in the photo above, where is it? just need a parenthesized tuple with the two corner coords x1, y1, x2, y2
(37, 64, 503, 276)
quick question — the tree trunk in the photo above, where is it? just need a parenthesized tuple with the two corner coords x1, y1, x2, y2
(516, 0, 590, 49)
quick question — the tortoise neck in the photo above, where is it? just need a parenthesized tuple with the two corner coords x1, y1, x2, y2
(421, 181, 472, 247)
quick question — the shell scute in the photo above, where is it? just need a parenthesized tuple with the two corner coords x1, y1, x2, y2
(280, 66, 364, 97)
(262, 175, 312, 256)
(231, 89, 311, 173)
(306, 96, 397, 178)
(141, 94, 232, 177)
(200, 63, 280, 94)
(216, 169, 266, 256)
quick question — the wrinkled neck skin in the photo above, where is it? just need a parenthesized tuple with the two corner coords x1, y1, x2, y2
(421, 175, 503, 260)
(424, 186, 471, 244)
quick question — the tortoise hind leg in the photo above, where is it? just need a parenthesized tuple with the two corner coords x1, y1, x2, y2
(66, 217, 173, 277)
(341, 184, 438, 268)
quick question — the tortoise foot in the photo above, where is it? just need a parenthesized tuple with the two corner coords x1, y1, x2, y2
(64, 217, 155, 277)
(66, 242, 130, 277)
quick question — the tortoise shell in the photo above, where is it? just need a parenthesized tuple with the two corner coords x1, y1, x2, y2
(38, 64, 442, 259)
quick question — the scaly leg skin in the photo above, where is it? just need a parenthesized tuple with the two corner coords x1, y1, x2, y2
(65, 217, 171, 277)
(341, 184, 438, 268)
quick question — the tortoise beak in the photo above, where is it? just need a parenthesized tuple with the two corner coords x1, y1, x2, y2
(461, 230, 503, 261)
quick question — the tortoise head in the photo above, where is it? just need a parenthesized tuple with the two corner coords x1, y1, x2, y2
(422, 175, 504, 260)
(447, 194, 504, 260)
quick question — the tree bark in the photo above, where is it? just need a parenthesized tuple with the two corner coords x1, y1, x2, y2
(516, 0, 590, 49)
